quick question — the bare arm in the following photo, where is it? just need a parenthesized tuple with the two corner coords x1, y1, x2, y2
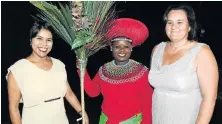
(7, 72, 22, 124)
(65, 82, 89, 124)
(65, 82, 82, 112)
(196, 46, 218, 124)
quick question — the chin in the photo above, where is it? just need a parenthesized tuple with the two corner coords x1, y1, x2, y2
(37, 53, 48, 58)
(38, 51, 50, 57)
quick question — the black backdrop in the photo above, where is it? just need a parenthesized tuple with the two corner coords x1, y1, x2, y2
(2, 1, 222, 124)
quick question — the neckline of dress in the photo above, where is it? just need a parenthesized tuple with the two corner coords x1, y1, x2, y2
(160, 42, 199, 68)
(23, 57, 54, 72)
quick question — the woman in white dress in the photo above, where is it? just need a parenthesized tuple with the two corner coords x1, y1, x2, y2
(149, 4, 218, 124)
(7, 21, 89, 124)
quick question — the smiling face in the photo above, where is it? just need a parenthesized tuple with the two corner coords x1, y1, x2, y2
(111, 40, 132, 65)
(165, 10, 191, 42)
(31, 28, 53, 58)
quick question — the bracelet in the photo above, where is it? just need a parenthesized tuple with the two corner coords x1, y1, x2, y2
(78, 110, 82, 114)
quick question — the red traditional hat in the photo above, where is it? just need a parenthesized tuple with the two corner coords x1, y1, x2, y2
(106, 18, 149, 47)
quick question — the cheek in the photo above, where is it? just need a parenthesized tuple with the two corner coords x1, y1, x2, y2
(112, 49, 119, 55)
(31, 40, 39, 45)
(165, 26, 171, 32)
(180, 24, 189, 30)
(31, 42, 39, 47)
(165, 27, 171, 36)
(126, 49, 132, 53)
(47, 42, 53, 47)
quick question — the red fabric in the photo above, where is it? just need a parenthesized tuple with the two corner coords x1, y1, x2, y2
(106, 18, 149, 47)
(78, 65, 153, 124)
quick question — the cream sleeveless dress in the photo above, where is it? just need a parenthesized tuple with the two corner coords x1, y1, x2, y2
(149, 42, 207, 124)
(6, 57, 69, 124)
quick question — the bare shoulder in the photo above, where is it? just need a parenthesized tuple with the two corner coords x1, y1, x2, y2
(7, 71, 15, 81)
(7, 72, 19, 90)
(199, 44, 213, 56)
(197, 43, 216, 62)
(191, 41, 211, 54)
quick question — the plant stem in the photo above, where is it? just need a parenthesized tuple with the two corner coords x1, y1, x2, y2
(79, 48, 87, 124)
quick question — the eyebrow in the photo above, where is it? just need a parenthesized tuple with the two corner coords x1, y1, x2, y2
(36, 35, 52, 40)
(167, 19, 185, 21)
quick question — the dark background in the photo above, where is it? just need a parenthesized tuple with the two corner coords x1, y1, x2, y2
(1, 1, 222, 124)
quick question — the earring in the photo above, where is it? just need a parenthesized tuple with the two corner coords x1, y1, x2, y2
(131, 49, 133, 52)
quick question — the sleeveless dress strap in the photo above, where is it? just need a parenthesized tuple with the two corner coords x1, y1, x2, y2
(188, 43, 209, 70)
(152, 42, 166, 65)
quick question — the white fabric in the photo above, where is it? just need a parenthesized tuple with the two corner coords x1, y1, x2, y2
(149, 42, 207, 124)
(6, 57, 69, 124)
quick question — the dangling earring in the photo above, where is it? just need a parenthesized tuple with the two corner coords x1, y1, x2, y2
(30, 39, 32, 45)
(131, 49, 133, 52)
(110, 47, 112, 51)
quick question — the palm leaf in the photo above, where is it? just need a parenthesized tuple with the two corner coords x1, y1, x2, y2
(30, 1, 74, 46)
(30, 1, 116, 56)
(30, 2, 117, 123)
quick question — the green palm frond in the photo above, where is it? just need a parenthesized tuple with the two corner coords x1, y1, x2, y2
(30, 1, 75, 46)
(30, 1, 116, 58)
(72, 29, 94, 49)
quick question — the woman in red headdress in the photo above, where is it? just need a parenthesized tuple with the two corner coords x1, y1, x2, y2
(77, 18, 153, 124)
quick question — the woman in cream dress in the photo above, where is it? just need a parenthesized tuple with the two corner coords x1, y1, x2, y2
(149, 4, 218, 124)
(7, 21, 89, 124)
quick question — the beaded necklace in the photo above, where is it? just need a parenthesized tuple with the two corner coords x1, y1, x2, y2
(99, 59, 147, 84)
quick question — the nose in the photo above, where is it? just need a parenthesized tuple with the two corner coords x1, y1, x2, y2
(120, 47, 125, 52)
(41, 40, 48, 46)
(171, 23, 177, 30)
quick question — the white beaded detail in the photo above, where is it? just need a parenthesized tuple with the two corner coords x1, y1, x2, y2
(111, 37, 132, 42)
(99, 66, 147, 84)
